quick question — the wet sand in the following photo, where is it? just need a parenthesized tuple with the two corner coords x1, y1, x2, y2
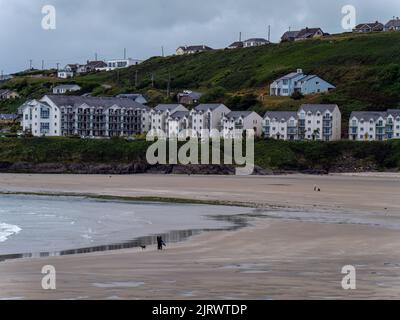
(0, 173, 399, 299)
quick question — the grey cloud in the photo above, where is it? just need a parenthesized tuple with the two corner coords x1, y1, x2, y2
(0, 0, 399, 73)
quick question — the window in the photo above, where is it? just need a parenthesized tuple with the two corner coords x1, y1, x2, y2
(40, 123, 50, 134)
(25, 114, 28, 120)
(40, 107, 50, 119)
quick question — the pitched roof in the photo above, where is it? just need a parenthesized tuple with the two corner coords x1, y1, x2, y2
(264, 111, 297, 121)
(178, 45, 213, 52)
(170, 111, 190, 119)
(385, 18, 400, 28)
(154, 104, 183, 112)
(281, 30, 300, 40)
(117, 93, 146, 100)
(299, 104, 338, 114)
(276, 71, 304, 81)
(194, 104, 226, 112)
(86, 61, 107, 68)
(0, 114, 18, 120)
(243, 38, 269, 43)
(387, 109, 400, 117)
(178, 91, 202, 99)
(350, 111, 387, 121)
(225, 111, 254, 119)
(354, 22, 384, 30)
(228, 41, 244, 48)
(296, 28, 323, 39)
(53, 84, 81, 90)
(44, 95, 149, 110)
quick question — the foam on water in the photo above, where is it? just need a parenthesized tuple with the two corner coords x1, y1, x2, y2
(0, 223, 22, 242)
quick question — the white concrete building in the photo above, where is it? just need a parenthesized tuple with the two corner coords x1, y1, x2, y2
(101, 58, 142, 71)
(349, 109, 400, 141)
(20, 95, 151, 137)
(52, 84, 81, 95)
(222, 111, 263, 139)
(263, 105, 342, 141)
(20, 99, 61, 137)
(150, 104, 188, 134)
(298, 104, 342, 141)
(263, 111, 298, 140)
(242, 38, 270, 47)
(176, 45, 213, 55)
(270, 69, 335, 96)
(190, 104, 231, 138)
(167, 111, 191, 138)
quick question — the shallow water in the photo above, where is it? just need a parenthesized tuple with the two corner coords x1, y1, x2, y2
(0, 195, 252, 259)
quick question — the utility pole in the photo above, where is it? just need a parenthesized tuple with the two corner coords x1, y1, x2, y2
(124, 48, 127, 60)
(268, 25, 271, 42)
(167, 71, 171, 98)
(95, 53, 98, 61)
(239, 32, 242, 42)
(42, 60, 45, 70)
(29, 59, 33, 70)
(56, 63, 60, 71)
(161, 46, 164, 57)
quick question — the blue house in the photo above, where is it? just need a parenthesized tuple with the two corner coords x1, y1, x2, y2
(270, 69, 335, 96)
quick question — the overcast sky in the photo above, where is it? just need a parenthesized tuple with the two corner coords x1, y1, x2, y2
(0, 0, 399, 74)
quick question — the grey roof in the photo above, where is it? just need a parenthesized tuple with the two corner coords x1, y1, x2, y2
(296, 28, 323, 39)
(226, 111, 254, 119)
(243, 38, 269, 43)
(281, 31, 300, 40)
(154, 104, 183, 112)
(276, 71, 304, 81)
(350, 111, 387, 121)
(354, 22, 384, 30)
(170, 111, 190, 119)
(264, 111, 297, 121)
(228, 41, 244, 48)
(0, 114, 18, 120)
(44, 95, 149, 110)
(53, 84, 81, 90)
(178, 91, 202, 99)
(194, 104, 225, 112)
(299, 104, 338, 114)
(387, 109, 400, 117)
(178, 45, 213, 51)
(385, 18, 400, 28)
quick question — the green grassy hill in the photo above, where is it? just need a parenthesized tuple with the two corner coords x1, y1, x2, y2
(2, 32, 400, 130)
(0, 138, 398, 173)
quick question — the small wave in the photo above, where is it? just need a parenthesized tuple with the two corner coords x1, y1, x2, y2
(0, 223, 22, 242)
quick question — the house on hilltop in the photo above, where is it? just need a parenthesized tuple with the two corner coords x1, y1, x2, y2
(353, 21, 384, 33)
(176, 45, 213, 55)
(385, 17, 400, 31)
(281, 27, 325, 42)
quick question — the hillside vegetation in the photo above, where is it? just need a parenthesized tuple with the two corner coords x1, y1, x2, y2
(2, 32, 400, 129)
(0, 138, 399, 173)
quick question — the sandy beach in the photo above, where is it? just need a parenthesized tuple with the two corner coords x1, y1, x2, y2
(0, 173, 399, 299)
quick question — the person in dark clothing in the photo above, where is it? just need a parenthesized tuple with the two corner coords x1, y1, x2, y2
(157, 236, 166, 250)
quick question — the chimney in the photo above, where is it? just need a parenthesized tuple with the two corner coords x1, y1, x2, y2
(297, 68, 303, 74)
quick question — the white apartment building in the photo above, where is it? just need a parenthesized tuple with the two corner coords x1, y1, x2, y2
(349, 109, 400, 141)
(190, 104, 231, 138)
(167, 111, 191, 138)
(150, 104, 188, 135)
(221, 111, 263, 139)
(263, 104, 342, 141)
(20, 99, 61, 137)
(298, 104, 342, 141)
(263, 111, 298, 140)
(20, 95, 151, 137)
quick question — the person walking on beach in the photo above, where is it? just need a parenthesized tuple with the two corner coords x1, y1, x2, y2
(157, 236, 166, 250)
